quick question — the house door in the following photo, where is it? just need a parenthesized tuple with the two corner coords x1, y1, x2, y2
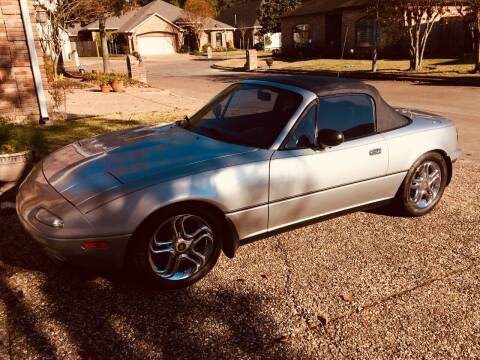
(325, 12, 342, 57)
(216, 32, 223, 48)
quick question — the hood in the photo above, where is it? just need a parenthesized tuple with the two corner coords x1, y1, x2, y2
(43, 125, 255, 207)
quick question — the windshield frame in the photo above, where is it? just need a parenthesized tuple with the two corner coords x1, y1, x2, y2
(183, 81, 316, 150)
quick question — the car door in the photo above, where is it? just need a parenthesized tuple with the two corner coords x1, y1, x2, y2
(268, 94, 390, 231)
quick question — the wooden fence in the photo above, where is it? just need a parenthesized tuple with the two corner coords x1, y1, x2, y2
(73, 41, 98, 57)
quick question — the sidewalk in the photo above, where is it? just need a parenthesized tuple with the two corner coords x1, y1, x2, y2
(64, 87, 203, 119)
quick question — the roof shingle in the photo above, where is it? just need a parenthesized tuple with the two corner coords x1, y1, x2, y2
(282, 0, 371, 19)
(81, 0, 234, 32)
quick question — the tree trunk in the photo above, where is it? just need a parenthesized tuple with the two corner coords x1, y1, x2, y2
(53, 53, 60, 80)
(409, 40, 420, 71)
(99, 17, 110, 73)
(409, 27, 421, 71)
(474, 12, 480, 73)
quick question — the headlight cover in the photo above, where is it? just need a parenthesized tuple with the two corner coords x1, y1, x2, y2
(35, 208, 64, 228)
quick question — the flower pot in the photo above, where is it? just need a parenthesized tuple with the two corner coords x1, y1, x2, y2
(100, 84, 110, 93)
(0, 151, 30, 183)
(111, 79, 125, 92)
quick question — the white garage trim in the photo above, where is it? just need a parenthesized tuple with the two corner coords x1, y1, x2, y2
(130, 13, 183, 33)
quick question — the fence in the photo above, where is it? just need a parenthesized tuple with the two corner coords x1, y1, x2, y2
(73, 41, 98, 57)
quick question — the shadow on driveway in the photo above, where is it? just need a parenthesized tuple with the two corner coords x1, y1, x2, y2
(0, 212, 295, 359)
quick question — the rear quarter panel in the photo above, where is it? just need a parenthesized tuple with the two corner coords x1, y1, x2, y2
(382, 118, 458, 174)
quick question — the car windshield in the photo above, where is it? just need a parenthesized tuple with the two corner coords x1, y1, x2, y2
(184, 83, 303, 149)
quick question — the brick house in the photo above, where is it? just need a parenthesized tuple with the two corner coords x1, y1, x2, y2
(0, 0, 48, 123)
(281, 0, 469, 58)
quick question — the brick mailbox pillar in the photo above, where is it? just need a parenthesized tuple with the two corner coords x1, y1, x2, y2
(245, 49, 257, 71)
(126, 55, 147, 83)
(0, 0, 48, 123)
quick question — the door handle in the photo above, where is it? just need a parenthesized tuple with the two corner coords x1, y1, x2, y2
(369, 148, 382, 156)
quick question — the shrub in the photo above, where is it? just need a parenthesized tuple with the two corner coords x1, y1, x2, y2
(179, 45, 190, 53)
(254, 41, 265, 51)
(264, 35, 272, 48)
(0, 120, 46, 157)
(226, 40, 234, 50)
(202, 43, 211, 53)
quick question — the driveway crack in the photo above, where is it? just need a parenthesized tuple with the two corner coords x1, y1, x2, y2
(273, 238, 346, 358)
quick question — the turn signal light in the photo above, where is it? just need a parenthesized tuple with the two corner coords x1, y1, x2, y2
(81, 241, 111, 250)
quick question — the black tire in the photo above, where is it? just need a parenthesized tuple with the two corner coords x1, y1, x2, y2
(129, 204, 223, 289)
(395, 152, 448, 217)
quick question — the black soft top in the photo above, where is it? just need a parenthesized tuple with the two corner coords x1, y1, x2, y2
(259, 75, 410, 132)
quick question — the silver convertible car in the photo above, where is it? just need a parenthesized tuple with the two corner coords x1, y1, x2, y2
(17, 76, 462, 288)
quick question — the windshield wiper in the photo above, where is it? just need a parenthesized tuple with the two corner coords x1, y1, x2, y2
(197, 126, 229, 142)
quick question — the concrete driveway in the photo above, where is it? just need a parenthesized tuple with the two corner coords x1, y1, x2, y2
(1, 55, 478, 359)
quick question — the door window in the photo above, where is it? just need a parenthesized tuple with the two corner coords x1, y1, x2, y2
(284, 105, 317, 149)
(318, 95, 375, 140)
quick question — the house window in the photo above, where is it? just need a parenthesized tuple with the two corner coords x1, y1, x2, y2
(216, 32, 223, 48)
(293, 24, 311, 47)
(356, 17, 377, 47)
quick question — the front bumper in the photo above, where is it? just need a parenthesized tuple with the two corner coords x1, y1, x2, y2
(16, 163, 130, 269)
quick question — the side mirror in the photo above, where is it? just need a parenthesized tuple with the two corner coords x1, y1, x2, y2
(317, 129, 344, 148)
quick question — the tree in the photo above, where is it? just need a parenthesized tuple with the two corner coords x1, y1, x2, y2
(80, 0, 134, 73)
(381, 0, 448, 71)
(257, 0, 301, 36)
(456, 1, 480, 73)
(183, 0, 214, 50)
(37, 0, 90, 79)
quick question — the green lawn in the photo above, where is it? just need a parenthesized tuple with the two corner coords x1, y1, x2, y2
(0, 111, 182, 159)
(199, 49, 273, 59)
(215, 57, 480, 79)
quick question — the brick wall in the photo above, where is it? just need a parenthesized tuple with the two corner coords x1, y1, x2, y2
(281, 14, 326, 49)
(0, 0, 47, 123)
(341, 8, 370, 57)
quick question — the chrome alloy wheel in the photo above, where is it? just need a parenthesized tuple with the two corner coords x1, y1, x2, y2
(148, 214, 214, 281)
(409, 161, 442, 209)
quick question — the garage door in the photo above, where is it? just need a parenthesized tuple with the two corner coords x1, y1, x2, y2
(137, 35, 176, 55)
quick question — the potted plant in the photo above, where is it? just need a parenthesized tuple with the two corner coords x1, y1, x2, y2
(266, 58, 274, 69)
(97, 74, 111, 93)
(110, 75, 125, 93)
(0, 122, 35, 196)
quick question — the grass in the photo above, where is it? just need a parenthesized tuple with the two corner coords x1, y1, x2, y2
(215, 57, 480, 79)
(0, 111, 183, 159)
(199, 49, 273, 59)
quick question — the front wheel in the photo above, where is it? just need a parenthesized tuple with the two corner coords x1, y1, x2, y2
(395, 152, 448, 217)
(130, 205, 223, 289)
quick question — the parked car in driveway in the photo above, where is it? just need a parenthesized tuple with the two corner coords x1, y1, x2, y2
(16, 76, 462, 288)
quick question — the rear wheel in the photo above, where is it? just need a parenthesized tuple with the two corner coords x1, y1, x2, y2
(395, 152, 448, 217)
(130, 205, 223, 289)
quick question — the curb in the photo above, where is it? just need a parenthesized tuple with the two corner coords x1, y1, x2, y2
(211, 64, 480, 87)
